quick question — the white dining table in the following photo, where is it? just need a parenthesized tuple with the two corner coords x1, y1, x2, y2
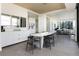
(30, 31, 56, 48)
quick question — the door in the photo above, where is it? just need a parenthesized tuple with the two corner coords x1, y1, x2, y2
(76, 3, 79, 47)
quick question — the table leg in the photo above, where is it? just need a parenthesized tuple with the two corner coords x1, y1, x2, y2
(40, 36, 44, 48)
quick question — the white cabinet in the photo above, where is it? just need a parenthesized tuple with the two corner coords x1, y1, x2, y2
(1, 31, 29, 47)
(1, 32, 17, 47)
(16, 31, 28, 43)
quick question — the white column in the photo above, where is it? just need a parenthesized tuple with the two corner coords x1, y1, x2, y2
(0, 3, 2, 51)
(38, 14, 47, 32)
(75, 10, 77, 41)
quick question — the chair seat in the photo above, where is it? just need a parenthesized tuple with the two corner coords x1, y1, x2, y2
(44, 35, 55, 48)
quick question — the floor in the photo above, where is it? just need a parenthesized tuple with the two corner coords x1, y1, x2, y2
(0, 35, 79, 56)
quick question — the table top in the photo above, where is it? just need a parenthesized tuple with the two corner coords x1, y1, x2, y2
(30, 31, 56, 37)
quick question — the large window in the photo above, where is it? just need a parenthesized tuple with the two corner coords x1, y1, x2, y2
(60, 21, 73, 29)
(1, 15, 11, 26)
(52, 20, 74, 30)
(1, 14, 19, 27)
(12, 17, 18, 26)
(1, 14, 26, 28)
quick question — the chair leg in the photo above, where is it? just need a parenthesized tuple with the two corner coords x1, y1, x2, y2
(32, 43, 34, 54)
(26, 43, 28, 51)
(50, 42, 52, 50)
(53, 36, 55, 46)
(49, 40, 51, 50)
(39, 39, 42, 49)
(50, 45, 51, 50)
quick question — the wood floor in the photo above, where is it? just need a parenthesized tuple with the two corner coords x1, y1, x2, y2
(0, 35, 79, 56)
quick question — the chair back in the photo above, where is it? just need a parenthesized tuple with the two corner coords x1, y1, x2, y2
(28, 36, 34, 41)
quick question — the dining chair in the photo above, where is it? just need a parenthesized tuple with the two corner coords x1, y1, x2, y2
(44, 34, 55, 50)
(26, 36, 41, 54)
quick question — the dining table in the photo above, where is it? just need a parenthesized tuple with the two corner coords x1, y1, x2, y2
(30, 31, 56, 48)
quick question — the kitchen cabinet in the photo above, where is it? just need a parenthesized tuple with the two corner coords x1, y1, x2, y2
(1, 31, 29, 47)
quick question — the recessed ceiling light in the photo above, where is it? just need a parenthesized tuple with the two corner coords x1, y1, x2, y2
(42, 3, 47, 5)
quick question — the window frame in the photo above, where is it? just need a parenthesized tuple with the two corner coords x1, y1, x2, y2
(11, 16, 19, 27)
(1, 13, 20, 27)
(1, 14, 11, 26)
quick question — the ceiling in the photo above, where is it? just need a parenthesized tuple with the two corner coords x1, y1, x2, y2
(15, 3, 66, 14)
(47, 9, 76, 19)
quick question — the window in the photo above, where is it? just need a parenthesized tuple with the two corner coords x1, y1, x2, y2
(12, 17, 18, 26)
(60, 21, 73, 29)
(1, 15, 11, 26)
(52, 20, 74, 30)
(1, 14, 26, 27)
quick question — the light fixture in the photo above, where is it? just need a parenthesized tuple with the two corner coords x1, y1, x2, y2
(42, 3, 47, 5)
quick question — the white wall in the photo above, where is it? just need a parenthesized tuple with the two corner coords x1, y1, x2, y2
(1, 3, 37, 47)
(49, 16, 59, 31)
(1, 3, 29, 30)
(28, 17, 36, 33)
(38, 14, 47, 32)
(1, 3, 28, 18)
(1, 3, 38, 30)
(0, 3, 2, 51)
